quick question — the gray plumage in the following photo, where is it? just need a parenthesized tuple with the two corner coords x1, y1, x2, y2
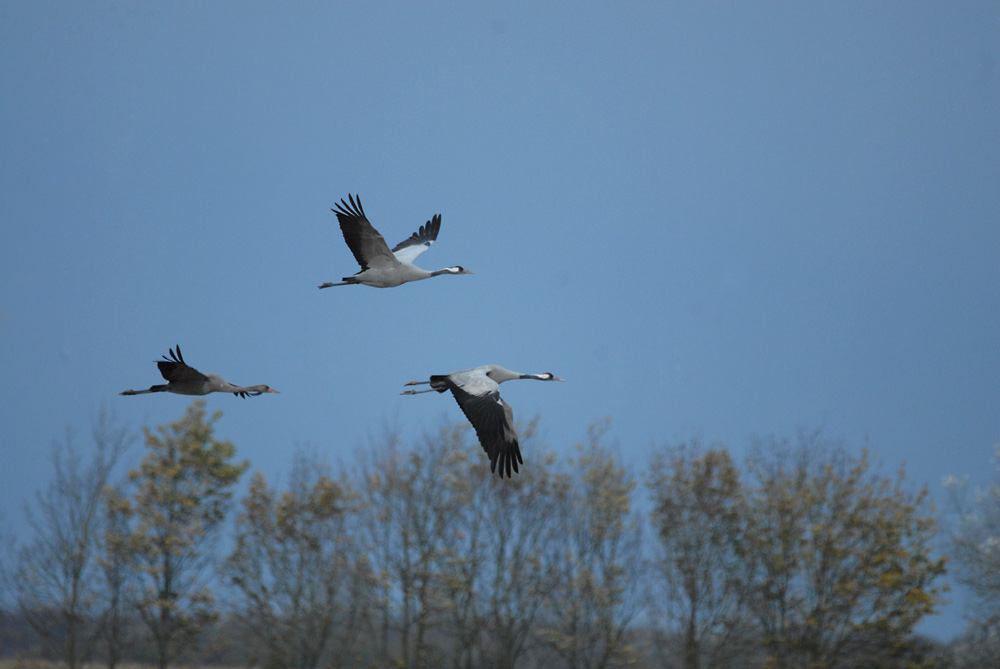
(402, 365, 564, 478)
(120, 346, 279, 398)
(319, 194, 472, 289)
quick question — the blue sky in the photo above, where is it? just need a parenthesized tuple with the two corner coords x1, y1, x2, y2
(2, 1, 998, 641)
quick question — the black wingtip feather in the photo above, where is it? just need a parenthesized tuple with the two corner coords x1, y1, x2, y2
(496, 442, 523, 479)
(490, 444, 522, 479)
(349, 193, 365, 218)
(332, 194, 366, 221)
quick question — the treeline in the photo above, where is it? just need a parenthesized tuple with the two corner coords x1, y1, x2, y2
(1, 402, 998, 668)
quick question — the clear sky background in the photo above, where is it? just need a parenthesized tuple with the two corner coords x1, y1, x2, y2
(2, 1, 998, 642)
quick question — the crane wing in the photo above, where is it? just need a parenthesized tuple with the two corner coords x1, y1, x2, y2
(156, 346, 208, 384)
(332, 194, 396, 271)
(446, 382, 523, 478)
(391, 214, 441, 265)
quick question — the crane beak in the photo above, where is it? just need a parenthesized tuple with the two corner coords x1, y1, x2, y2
(553, 376, 566, 382)
(267, 388, 280, 393)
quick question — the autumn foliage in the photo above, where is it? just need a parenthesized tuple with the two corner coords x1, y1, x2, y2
(4, 406, 955, 668)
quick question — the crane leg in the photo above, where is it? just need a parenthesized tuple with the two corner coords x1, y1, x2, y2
(401, 387, 436, 395)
